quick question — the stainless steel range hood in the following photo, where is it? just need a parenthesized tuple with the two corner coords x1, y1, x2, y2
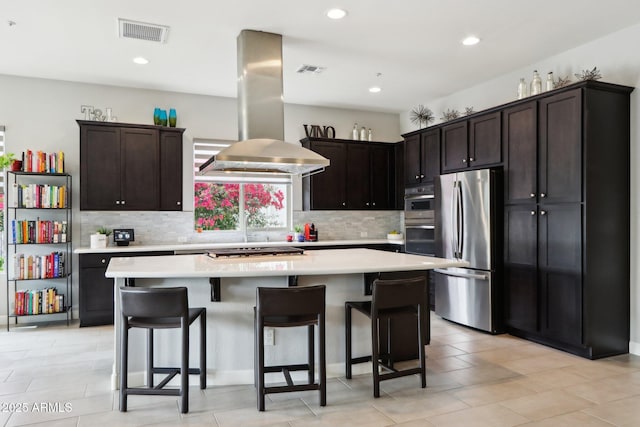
(199, 30, 329, 176)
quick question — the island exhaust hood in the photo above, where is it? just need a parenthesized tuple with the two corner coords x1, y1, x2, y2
(199, 30, 329, 176)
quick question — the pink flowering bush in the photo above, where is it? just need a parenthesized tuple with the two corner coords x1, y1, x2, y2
(194, 183, 285, 230)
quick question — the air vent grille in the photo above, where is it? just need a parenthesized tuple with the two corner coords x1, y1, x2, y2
(118, 18, 169, 43)
(296, 64, 325, 74)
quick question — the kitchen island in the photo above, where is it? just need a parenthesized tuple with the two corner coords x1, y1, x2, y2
(105, 248, 467, 389)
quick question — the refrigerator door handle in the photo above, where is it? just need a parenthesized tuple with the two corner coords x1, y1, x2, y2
(456, 181, 464, 258)
(433, 269, 490, 280)
(451, 182, 458, 258)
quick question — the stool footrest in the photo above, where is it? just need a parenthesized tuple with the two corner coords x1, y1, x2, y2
(349, 356, 372, 365)
(153, 367, 202, 375)
(265, 383, 320, 395)
(124, 387, 181, 396)
(379, 367, 423, 382)
(264, 363, 310, 373)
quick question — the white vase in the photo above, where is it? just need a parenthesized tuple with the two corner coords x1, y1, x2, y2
(90, 233, 108, 249)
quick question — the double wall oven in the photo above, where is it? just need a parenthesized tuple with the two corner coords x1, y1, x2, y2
(404, 184, 436, 256)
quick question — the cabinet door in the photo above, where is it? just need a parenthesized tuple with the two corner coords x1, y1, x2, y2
(80, 125, 121, 210)
(160, 131, 183, 211)
(347, 144, 370, 209)
(441, 121, 468, 172)
(369, 144, 391, 209)
(504, 204, 538, 333)
(404, 134, 422, 185)
(79, 254, 114, 327)
(469, 111, 501, 167)
(504, 102, 537, 204)
(308, 141, 347, 209)
(121, 128, 160, 210)
(538, 203, 583, 345)
(539, 89, 582, 203)
(422, 128, 440, 182)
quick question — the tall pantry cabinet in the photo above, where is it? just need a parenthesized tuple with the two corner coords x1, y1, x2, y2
(503, 81, 632, 358)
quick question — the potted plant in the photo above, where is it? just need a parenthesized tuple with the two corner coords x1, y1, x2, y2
(0, 153, 15, 170)
(91, 227, 112, 248)
(293, 225, 304, 242)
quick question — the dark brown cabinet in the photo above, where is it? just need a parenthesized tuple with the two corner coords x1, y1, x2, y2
(302, 137, 395, 210)
(404, 129, 440, 187)
(441, 112, 501, 173)
(503, 81, 633, 359)
(79, 251, 172, 327)
(78, 121, 184, 211)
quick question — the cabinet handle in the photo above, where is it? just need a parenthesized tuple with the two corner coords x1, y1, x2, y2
(115, 200, 120, 205)
(342, 202, 346, 206)
(469, 157, 475, 162)
(177, 201, 181, 205)
(366, 202, 370, 206)
(540, 210, 547, 216)
(122, 200, 126, 205)
(530, 211, 536, 216)
(540, 193, 546, 198)
(530, 193, 535, 198)
(101, 259, 106, 264)
(462, 159, 467, 163)
(415, 174, 420, 180)
(420, 174, 425, 179)
(372, 202, 376, 206)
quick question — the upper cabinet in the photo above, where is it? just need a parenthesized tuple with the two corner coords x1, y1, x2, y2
(404, 129, 440, 186)
(301, 137, 397, 210)
(78, 121, 185, 211)
(441, 112, 501, 173)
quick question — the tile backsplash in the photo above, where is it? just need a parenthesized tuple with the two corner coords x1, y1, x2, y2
(79, 210, 403, 247)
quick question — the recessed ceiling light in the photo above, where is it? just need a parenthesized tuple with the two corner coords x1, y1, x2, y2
(327, 8, 347, 19)
(133, 57, 149, 65)
(369, 86, 382, 93)
(462, 36, 480, 46)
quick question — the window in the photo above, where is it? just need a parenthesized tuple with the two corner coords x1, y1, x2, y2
(193, 139, 290, 231)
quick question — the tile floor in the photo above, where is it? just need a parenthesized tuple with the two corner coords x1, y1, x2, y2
(1, 314, 640, 426)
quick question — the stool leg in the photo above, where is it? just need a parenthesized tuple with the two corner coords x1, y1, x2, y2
(200, 310, 207, 389)
(372, 317, 380, 398)
(308, 324, 315, 384)
(345, 303, 352, 379)
(147, 328, 154, 388)
(418, 308, 426, 389)
(181, 319, 189, 414)
(319, 313, 326, 407)
(257, 317, 266, 411)
(119, 318, 128, 412)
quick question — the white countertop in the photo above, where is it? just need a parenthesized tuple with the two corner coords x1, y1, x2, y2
(105, 248, 466, 278)
(74, 239, 402, 254)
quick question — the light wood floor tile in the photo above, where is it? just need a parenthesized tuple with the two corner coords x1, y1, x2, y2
(581, 395, 640, 426)
(428, 402, 530, 426)
(499, 389, 594, 421)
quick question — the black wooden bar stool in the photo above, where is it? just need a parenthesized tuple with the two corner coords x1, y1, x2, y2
(345, 276, 427, 397)
(255, 285, 326, 411)
(119, 287, 206, 414)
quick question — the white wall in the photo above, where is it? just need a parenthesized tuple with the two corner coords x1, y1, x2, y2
(0, 75, 402, 321)
(400, 22, 640, 355)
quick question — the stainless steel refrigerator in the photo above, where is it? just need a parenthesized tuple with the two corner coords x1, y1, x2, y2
(434, 168, 502, 333)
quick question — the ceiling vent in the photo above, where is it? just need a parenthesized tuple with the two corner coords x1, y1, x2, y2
(296, 64, 325, 74)
(118, 18, 169, 43)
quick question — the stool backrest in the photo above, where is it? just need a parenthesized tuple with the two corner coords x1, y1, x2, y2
(256, 285, 325, 317)
(120, 287, 189, 318)
(372, 276, 427, 313)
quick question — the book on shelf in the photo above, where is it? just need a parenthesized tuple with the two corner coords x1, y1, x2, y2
(20, 150, 64, 174)
(12, 252, 66, 280)
(11, 220, 68, 244)
(9, 184, 67, 208)
(14, 288, 64, 315)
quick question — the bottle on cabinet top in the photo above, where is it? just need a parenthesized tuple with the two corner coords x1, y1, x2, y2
(360, 126, 367, 141)
(545, 72, 554, 91)
(352, 123, 359, 140)
(530, 70, 542, 95)
(517, 78, 528, 99)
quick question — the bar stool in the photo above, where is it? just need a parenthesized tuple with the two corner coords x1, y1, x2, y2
(345, 276, 427, 397)
(119, 287, 206, 414)
(255, 285, 326, 411)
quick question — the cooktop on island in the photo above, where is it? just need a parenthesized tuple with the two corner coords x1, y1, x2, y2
(207, 246, 305, 258)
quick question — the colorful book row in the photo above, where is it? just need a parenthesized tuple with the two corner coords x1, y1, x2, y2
(21, 150, 65, 174)
(14, 288, 64, 315)
(11, 220, 68, 244)
(13, 252, 66, 280)
(10, 184, 67, 208)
